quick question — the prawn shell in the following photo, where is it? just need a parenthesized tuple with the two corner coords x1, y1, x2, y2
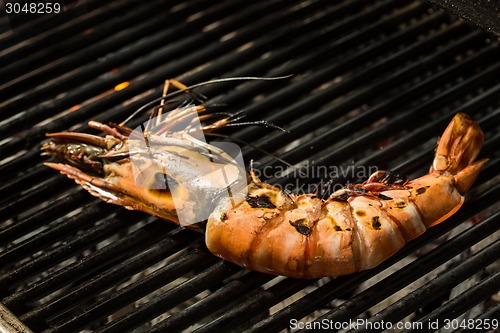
(407, 174, 464, 227)
(206, 185, 291, 272)
(377, 189, 426, 241)
(348, 196, 406, 270)
(309, 200, 358, 276)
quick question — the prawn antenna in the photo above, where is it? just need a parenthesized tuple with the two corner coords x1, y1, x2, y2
(224, 119, 288, 133)
(121, 75, 292, 126)
(205, 132, 307, 180)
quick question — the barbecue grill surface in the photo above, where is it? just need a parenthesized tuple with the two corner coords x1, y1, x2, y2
(1, 1, 499, 332)
(429, 0, 500, 37)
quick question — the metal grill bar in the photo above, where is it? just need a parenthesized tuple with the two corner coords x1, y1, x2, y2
(0, 189, 91, 244)
(0, 0, 175, 90)
(403, 268, 500, 333)
(0, 0, 219, 115)
(149, 273, 274, 332)
(18, 230, 197, 327)
(0, 0, 102, 47)
(354, 102, 500, 174)
(231, 3, 447, 144)
(180, 0, 425, 107)
(3, 215, 168, 309)
(354, 238, 500, 333)
(455, 303, 500, 333)
(93, 259, 237, 333)
(0, 200, 106, 267)
(1, 0, 198, 105)
(0, 209, 130, 291)
(263, 35, 497, 167)
(0, 0, 137, 70)
(1, 0, 301, 152)
(197, 278, 314, 333)
(48, 249, 218, 333)
(248, 31, 495, 165)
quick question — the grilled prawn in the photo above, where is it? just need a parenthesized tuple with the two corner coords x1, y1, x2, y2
(42, 80, 487, 278)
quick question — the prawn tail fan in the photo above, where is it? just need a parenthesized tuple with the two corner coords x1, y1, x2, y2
(430, 113, 489, 194)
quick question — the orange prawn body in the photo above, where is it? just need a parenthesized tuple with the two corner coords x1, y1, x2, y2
(206, 113, 488, 278)
(207, 172, 462, 278)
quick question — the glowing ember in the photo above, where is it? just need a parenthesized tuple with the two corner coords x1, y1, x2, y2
(114, 82, 130, 91)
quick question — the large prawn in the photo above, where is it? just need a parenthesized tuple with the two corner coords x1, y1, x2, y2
(42, 80, 488, 278)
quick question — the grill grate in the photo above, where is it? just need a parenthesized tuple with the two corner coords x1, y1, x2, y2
(1, 0, 499, 332)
